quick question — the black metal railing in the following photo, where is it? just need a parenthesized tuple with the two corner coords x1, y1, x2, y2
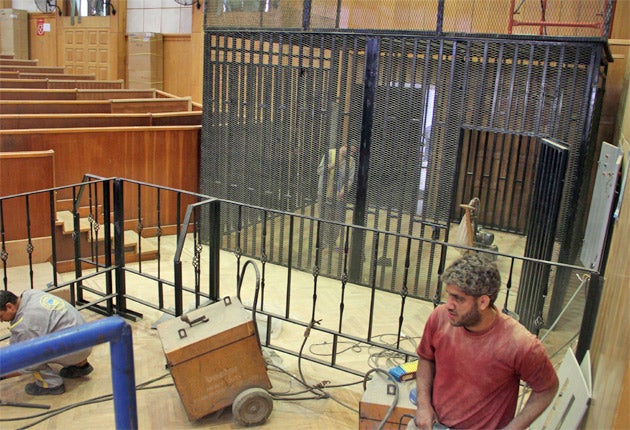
(0, 176, 599, 376)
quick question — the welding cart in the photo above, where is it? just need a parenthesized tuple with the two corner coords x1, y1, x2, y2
(157, 296, 273, 426)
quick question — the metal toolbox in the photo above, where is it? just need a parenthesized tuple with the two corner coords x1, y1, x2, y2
(157, 296, 272, 421)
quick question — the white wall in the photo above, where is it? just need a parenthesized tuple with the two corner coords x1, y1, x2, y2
(127, 0, 192, 34)
(9, 0, 193, 34)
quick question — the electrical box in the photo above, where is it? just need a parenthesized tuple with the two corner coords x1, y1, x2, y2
(157, 296, 272, 421)
(359, 373, 417, 429)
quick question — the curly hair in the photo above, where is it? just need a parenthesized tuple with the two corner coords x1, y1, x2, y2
(440, 253, 501, 304)
(0, 290, 18, 310)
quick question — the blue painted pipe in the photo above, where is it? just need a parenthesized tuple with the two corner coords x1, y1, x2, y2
(0, 316, 138, 429)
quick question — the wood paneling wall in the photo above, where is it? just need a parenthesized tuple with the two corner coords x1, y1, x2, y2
(583, 43, 630, 430)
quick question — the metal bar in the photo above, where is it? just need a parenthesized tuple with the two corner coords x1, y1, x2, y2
(156, 188, 164, 310)
(24, 195, 34, 289)
(436, 0, 444, 35)
(302, 0, 311, 31)
(113, 179, 127, 315)
(510, 20, 603, 29)
(350, 36, 379, 283)
(48, 190, 58, 287)
(136, 184, 143, 272)
(0, 317, 138, 430)
(72, 186, 82, 303)
(208, 199, 220, 302)
(102, 180, 114, 315)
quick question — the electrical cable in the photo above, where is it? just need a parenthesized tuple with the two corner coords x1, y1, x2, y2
(238, 259, 361, 414)
(363, 367, 399, 430)
(0, 372, 173, 429)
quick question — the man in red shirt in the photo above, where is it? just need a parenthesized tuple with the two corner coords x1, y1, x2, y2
(414, 253, 558, 429)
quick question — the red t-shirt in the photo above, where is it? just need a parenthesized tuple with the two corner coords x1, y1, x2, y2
(417, 305, 558, 429)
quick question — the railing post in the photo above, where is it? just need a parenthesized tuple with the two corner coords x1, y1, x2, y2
(113, 179, 127, 315)
(102, 179, 114, 315)
(110, 322, 138, 429)
(350, 36, 378, 284)
(208, 199, 221, 302)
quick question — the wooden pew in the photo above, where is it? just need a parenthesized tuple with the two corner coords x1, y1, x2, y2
(0, 79, 125, 89)
(110, 97, 193, 114)
(0, 113, 154, 129)
(151, 111, 203, 126)
(0, 59, 39, 67)
(0, 71, 19, 79)
(0, 65, 66, 74)
(0, 100, 111, 114)
(0, 112, 203, 129)
(0, 79, 48, 89)
(19, 72, 96, 80)
(0, 98, 194, 115)
(0, 89, 77, 100)
(76, 89, 158, 100)
(48, 79, 123, 89)
(0, 126, 201, 227)
(0, 88, 158, 101)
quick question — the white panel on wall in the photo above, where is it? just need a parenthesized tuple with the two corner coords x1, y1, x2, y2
(128, 0, 145, 9)
(126, 1, 190, 34)
(179, 7, 193, 33)
(143, 8, 163, 33)
(161, 8, 181, 33)
(127, 9, 144, 34)
(12, 0, 39, 12)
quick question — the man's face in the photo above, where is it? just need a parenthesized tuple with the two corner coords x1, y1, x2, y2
(444, 284, 482, 328)
(0, 303, 16, 322)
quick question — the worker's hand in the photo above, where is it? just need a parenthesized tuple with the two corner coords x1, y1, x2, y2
(415, 406, 438, 430)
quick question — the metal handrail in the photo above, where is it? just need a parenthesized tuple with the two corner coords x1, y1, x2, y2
(0, 316, 138, 430)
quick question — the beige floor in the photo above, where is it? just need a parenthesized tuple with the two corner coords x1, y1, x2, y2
(0, 229, 583, 429)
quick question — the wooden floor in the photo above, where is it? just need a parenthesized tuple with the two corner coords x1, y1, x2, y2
(0, 229, 583, 430)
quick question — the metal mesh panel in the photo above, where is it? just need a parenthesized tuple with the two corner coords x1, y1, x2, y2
(200, 29, 604, 295)
(205, 0, 614, 38)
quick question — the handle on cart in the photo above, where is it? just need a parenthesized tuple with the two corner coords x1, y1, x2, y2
(180, 314, 209, 327)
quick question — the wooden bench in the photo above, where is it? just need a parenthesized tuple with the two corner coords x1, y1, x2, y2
(0, 98, 194, 115)
(19, 72, 96, 80)
(48, 79, 124, 89)
(0, 126, 201, 226)
(0, 71, 19, 79)
(0, 113, 153, 129)
(0, 78, 48, 89)
(0, 88, 158, 101)
(151, 111, 203, 126)
(110, 97, 193, 114)
(0, 59, 39, 67)
(0, 65, 66, 74)
(0, 100, 112, 114)
(0, 111, 202, 130)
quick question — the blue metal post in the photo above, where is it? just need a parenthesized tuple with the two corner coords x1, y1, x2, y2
(0, 317, 138, 430)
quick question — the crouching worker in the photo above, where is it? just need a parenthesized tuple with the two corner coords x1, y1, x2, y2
(0, 289, 94, 395)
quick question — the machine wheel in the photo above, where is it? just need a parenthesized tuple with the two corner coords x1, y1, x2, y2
(232, 387, 273, 426)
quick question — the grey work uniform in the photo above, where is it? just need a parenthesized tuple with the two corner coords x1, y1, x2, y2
(8, 289, 91, 389)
